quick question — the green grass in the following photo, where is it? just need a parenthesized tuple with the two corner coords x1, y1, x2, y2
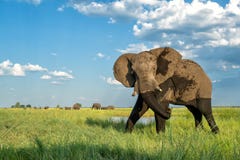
(0, 108, 240, 160)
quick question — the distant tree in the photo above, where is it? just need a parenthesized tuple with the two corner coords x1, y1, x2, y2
(26, 104, 31, 108)
(73, 103, 81, 110)
(20, 105, 25, 108)
(56, 104, 60, 108)
(15, 102, 21, 108)
(44, 106, 49, 109)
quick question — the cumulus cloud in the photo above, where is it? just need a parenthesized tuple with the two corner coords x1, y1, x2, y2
(70, 0, 240, 49)
(50, 71, 74, 79)
(11, 64, 25, 76)
(117, 43, 150, 53)
(24, 63, 47, 71)
(100, 76, 121, 85)
(0, 60, 74, 85)
(0, 60, 46, 77)
(40, 75, 52, 80)
(117, 42, 199, 59)
(41, 71, 74, 85)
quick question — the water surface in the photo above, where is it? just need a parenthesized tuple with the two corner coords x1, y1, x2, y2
(110, 117, 155, 125)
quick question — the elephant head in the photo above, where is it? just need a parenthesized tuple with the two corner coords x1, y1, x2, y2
(113, 47, 182, 119)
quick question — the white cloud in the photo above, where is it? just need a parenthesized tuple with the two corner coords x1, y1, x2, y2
(226, 0, 240, 15)
(117, 43, 149, 53)
(41, 75, 52, 80)
(178, 49, 198, 59)
(57, 5, 65, 12)
(0, 60, 48, 76)
(0, 60, 74, 84)
(216, 60, 240, 71)
(11, 64, 25, 76)
(0, 69, 3, 76)
(95, 52, 111, 60)
(97, 53, 105, 58)
(117, 42, 198, 59)
(212, 80, 221, 83)
(0, 59, 12, 68)
(232, 65, 240, 69)
(70, 1, 143, 20)
(51, 53, 57, 56)
(51, 81, 63, 85)
(24, 63, 47, 72)
(100, 76, 121, 85)
(50, 70, 74, 79)
(70, 0, 240, 48)
(108, 17, 116, 24)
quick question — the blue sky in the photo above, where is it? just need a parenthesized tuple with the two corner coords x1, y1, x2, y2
(0, 0, 239, 107)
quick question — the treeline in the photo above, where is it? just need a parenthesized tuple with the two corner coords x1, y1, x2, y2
(10, 102, 82, 110)
(9, 102, 117, 110)
(11, 102, 32, 108)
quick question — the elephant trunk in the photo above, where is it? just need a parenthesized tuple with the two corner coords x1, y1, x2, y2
(141, 91, 170, 120)
(138, 77, 162, 94)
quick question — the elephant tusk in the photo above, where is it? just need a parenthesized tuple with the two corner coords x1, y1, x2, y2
(156, 87, 162, 92)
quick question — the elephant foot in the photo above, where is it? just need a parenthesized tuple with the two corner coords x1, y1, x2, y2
(125, 119, 134, 133)
(205, 114, 219, 134)
(211, 125, 219, 134)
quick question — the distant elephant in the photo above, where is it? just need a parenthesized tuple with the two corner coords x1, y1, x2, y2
(102, 105, 115, 110)
(92, 103, 101, 110)
(73, 103, 81, 110)
(113, 47, 219, 134)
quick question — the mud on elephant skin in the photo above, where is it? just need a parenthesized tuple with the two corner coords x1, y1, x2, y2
(113, 47, 219, 134)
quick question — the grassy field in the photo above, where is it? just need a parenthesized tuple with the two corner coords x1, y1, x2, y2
(0, 107, 240, 160)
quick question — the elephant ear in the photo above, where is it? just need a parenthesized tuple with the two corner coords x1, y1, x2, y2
(150, 47, 182, 84)
(113, 53, 136, 87)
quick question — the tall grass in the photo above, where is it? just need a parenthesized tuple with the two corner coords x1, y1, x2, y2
(0, 108, 240, 159)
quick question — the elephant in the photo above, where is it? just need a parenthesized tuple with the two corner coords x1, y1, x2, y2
(92, 103, 101, 110)
(102, 105, 115, 110)
(113, 47, 219, 134)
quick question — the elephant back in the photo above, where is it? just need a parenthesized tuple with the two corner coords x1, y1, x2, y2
(174, 59, 212, 100)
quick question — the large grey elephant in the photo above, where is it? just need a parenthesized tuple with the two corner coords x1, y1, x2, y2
(113, 47, 219, 134)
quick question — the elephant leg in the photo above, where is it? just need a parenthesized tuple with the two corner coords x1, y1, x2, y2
(125, 95, 149, 132)
(141, 91, 171, 120)
(154, 113, 166, 133)
(186, 105, 204, 129)
(197, 98, 219, 134)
